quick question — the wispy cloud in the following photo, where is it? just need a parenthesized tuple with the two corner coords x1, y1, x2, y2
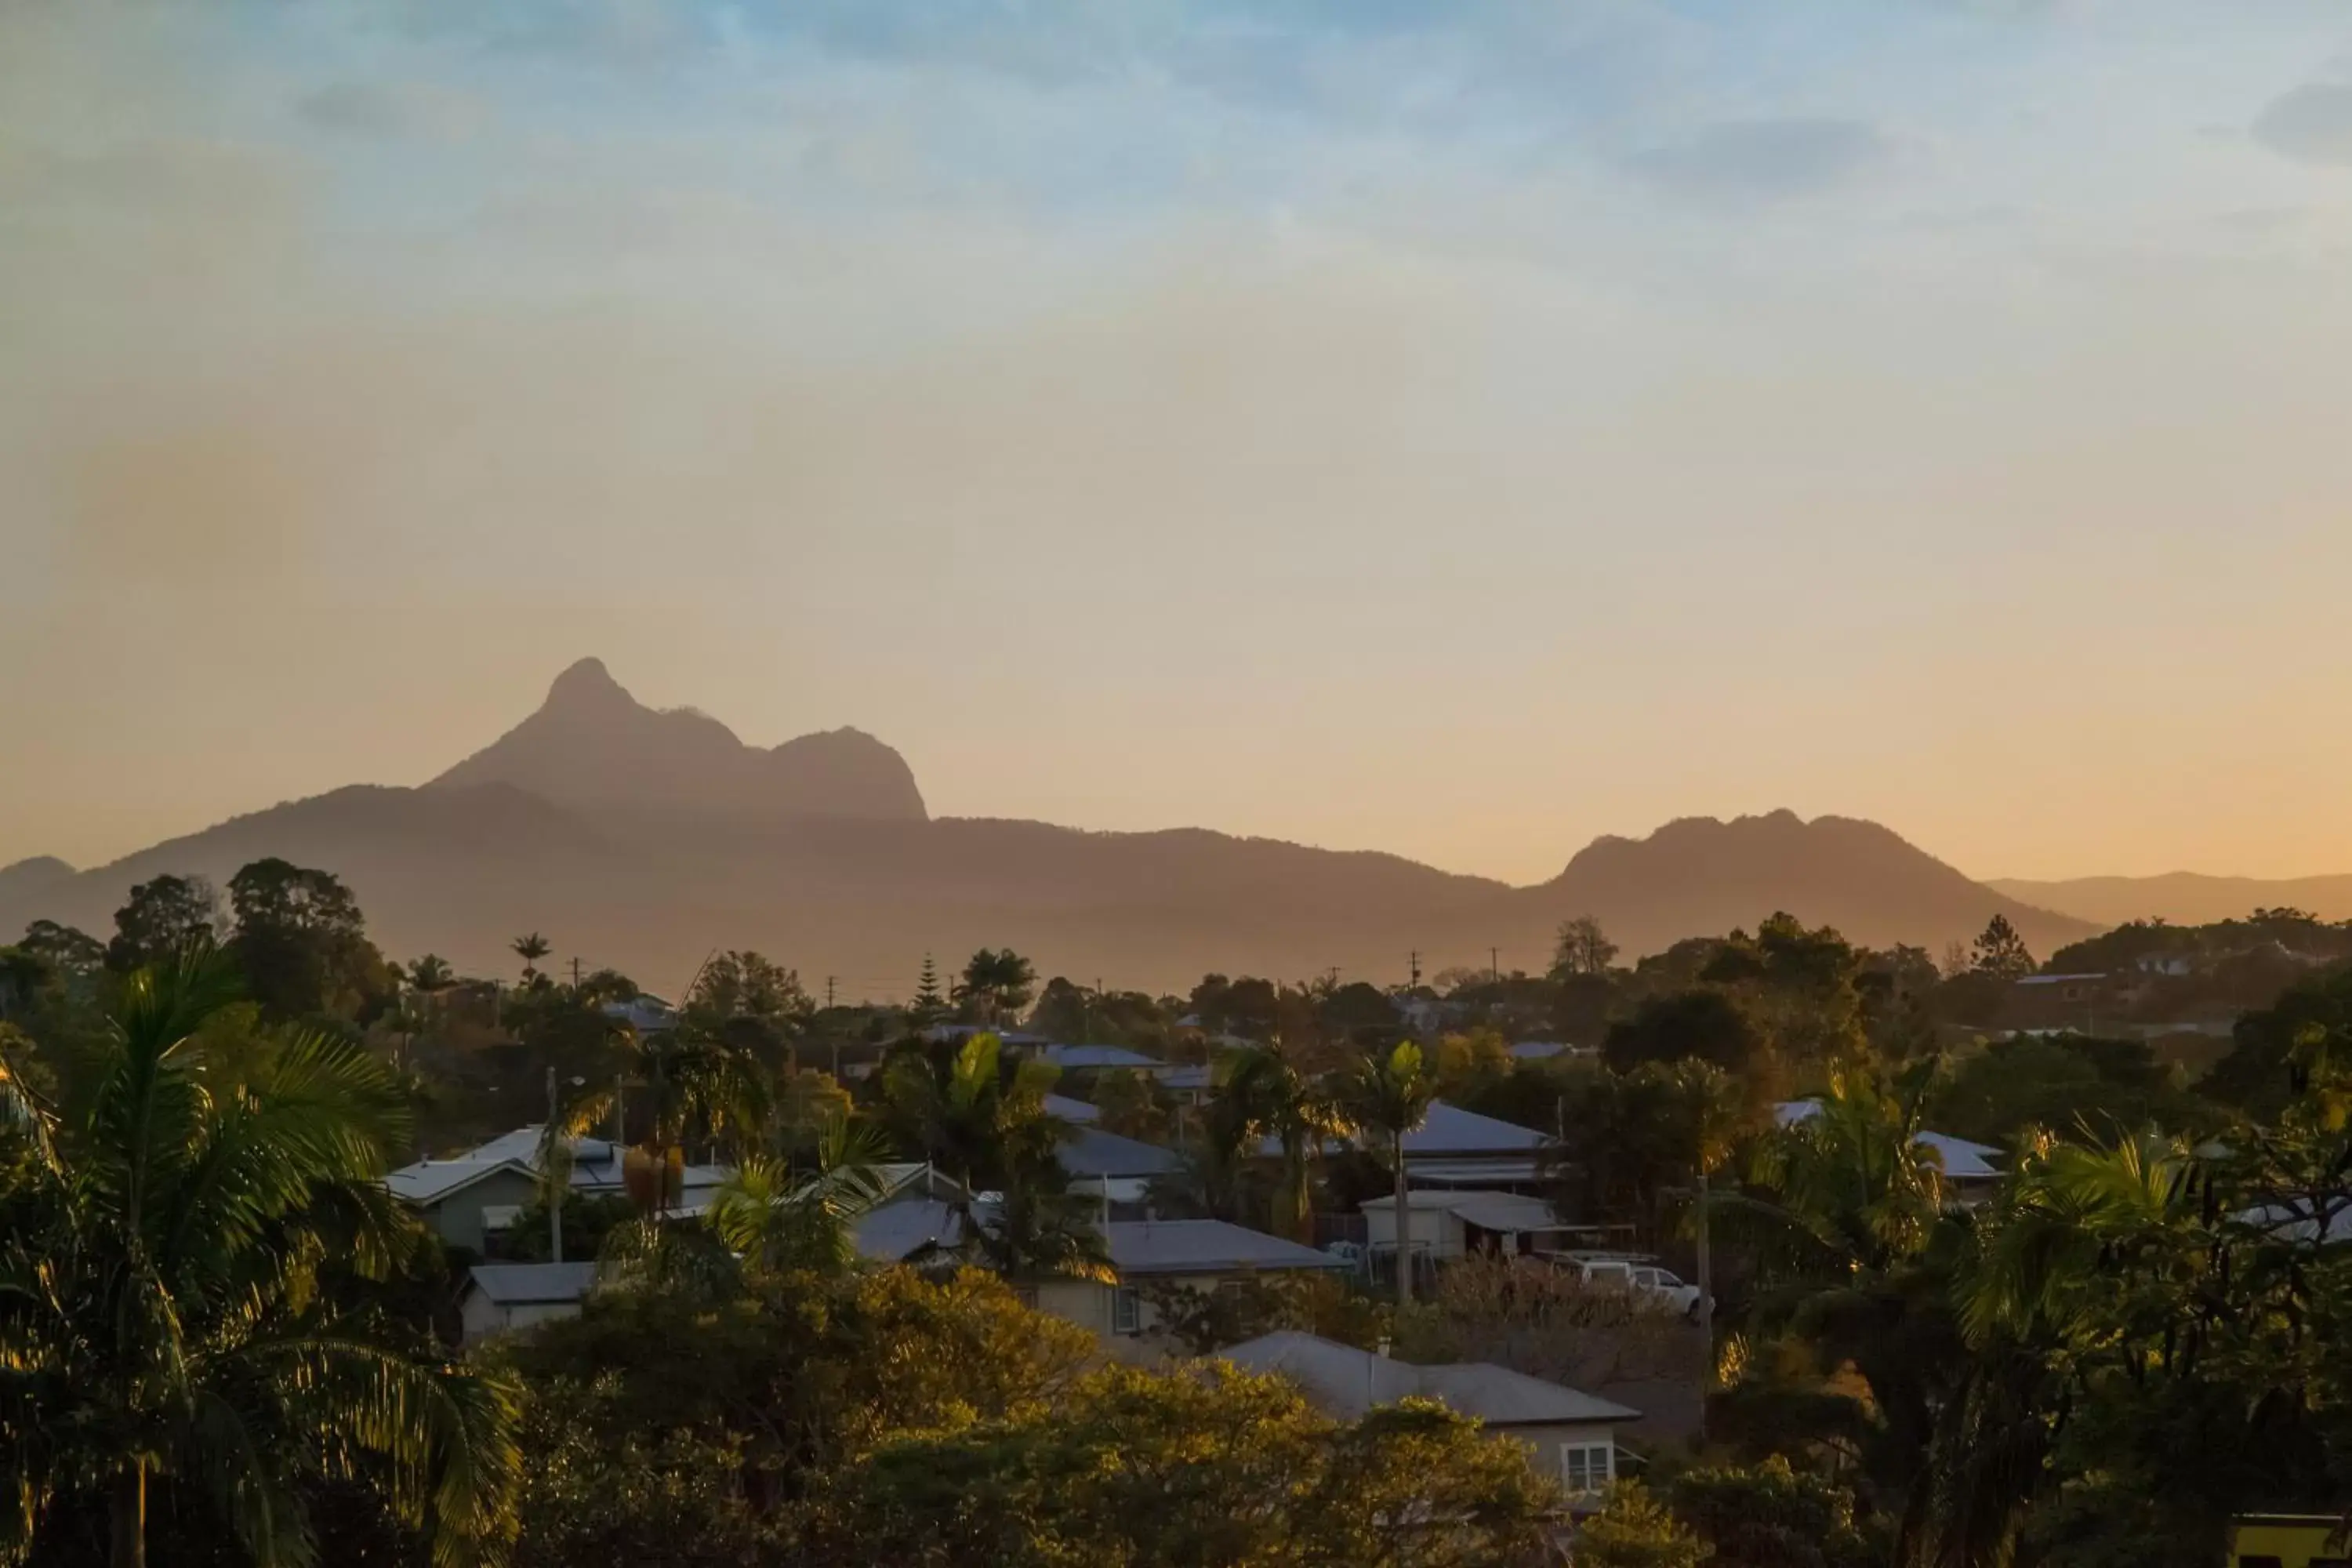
(2253, 81, 2352, 168)
(1627, 118, 1913, 203)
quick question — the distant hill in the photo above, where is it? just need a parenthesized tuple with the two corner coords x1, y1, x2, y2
(0, 660, 2094, 993)
(0, 856, 78, 911)
(1987, 873, 2352, 929)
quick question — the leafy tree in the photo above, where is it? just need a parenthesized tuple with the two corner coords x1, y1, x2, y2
(953, 949, 1036, 1026)
(1931, 1033, 2201, 1149)
(1605, 989, 1768, 1084)
(18, 919, 104, 976)
(1704, 913, 1869, 1069)
(406, 953, 456, 992)
(0, 942, 517, 1566)
(1668, 1455, 1876, 1568)
(1575, 1482, 1711, 1568)
(1552, 914, 1621, 978)
(682, 950, 811, 1073)
(1340, 1040, 1442, 1304)
(1436, 1025, 1513, 1092)
(1089, 1065, 1169, 1142)
(801, 1362, 1558, 1566)
(225, 858, 394, 1024)
(105, 873, 219, 973)
(1971, 913, 2036, 981)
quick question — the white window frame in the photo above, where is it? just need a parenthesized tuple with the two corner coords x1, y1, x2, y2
(1111, 1285, 1142, 1335)
(1559, 1441, 1613, 1494)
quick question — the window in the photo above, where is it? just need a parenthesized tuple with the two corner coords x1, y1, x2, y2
(1559, 1442, 1613, 1494)
(1111, 1286, 1141, 1335)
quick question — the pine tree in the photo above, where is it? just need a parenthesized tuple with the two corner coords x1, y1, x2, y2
(912, 953, 945, 1024)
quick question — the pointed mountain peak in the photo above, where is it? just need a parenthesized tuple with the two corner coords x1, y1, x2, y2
(543, 656, 633, 713)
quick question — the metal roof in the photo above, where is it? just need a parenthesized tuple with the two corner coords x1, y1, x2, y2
(465, 1261, 600, 1307)
(1058, 1126, 1183, 1180)
(1044, 1044, 1164, 1069)
(1221, 1331, 1639, 1425)
(1044, 1093, 1102, 1123)
(1773, 1102, 2002, 1180)
(1105, 1220, 1346, 1276)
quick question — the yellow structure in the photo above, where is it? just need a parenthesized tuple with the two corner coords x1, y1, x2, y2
(2228, 1514, 2350, 1568)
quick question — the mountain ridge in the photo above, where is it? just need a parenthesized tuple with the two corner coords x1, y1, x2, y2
(0, 659, 2096, 992)
(1987, 872, 2352, 928)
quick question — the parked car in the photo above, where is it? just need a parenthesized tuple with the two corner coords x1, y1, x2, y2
(1564, 1254, 1707, 1318)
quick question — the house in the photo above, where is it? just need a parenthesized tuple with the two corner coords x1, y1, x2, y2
(599, 994, 676, 1034)
(384, 1127, 731, 1253)
(2227, 1514, 2350, 1567)
(458, 1261, 600, 1341)
(1773, 1102, 2003, 1199)
(1220, 1330, 1639, 1500)
(1044, 1092, 1102, 1124)
(1360, 1189, 1577, 1265)
(1039, 1220, 1349, 1341)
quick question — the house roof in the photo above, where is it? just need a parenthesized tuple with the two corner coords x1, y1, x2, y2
(855, 1196, 975, 1261)
(387, 1127, 732, 1206)
(1044, 1093, 1102, 1124)
(465, 1261, 600, 1307)
(1261, 1100, 1551, 1162)
(1058, 1126, 1183, 1181)
(1150, 1064, 1216, 1092)
(1044, 1044, 1164, 1070)
(1509, 1040, 1570, 1060)
(1106, 1220, 1345, 1276)
(384, 1156, 537, 1206)
(1221, 1331, 1639, 1425)
(1361, 1189, 1566, 1233)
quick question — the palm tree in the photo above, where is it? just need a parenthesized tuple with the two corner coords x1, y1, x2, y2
(702, 1112, 891, 1279)
(406, 953, 456, 993)
(0, 942, 517, 1566)
(1221, 1045, 1352, 1243)
(510, 932, 551, 990)
(880, 1033, 1111, 1284)
(1341, 1040, 1441, 1304)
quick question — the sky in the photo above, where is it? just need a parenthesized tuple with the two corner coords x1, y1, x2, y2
(5, 0, 2352, 887)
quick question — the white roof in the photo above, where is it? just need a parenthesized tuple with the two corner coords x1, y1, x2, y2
(384, 1156, 536, 1206)
(386, 1127, 732, 1207)
(1222, 1331, 1639, 1425)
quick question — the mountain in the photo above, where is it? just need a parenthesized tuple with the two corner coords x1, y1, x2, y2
(0, 856, 77, 911)
(1536, 811, 2091, 961)
(0, 661, 2094, 993)
(430, 657, 927, 823)
(1987, 873, 2352, 929)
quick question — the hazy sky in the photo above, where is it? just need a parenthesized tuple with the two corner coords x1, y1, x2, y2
(6, 0, 2352, 886)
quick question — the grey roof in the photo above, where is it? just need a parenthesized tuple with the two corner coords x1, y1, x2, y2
(1045, 1044, 1164, 1070)
(1259, 1100, 1551, 1162)
(1221, 1331, 1639, 1425)
(856, 1197, 974, 1261)
(1044, 1093, 1102, 1124)
(1362, 1189, 1566, 1233)
(1150, 1064, 1216, 1092)
(1058, 1126, 1183, 1180)
(1105, 1220, 1345, 1276)
(384, 1156, 536, 1206)
(466, 1261, 600, 1307)
(1509, 1040, 1571, 1060)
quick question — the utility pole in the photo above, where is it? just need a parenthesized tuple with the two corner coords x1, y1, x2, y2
(1489, 947, 1500, 984)
(1409, 949, 1421, 989)
(570, 956, 582, 990)
(826, 975, 837, 1009)
(546, 1066, 563, 1265)
(1696, 1167, 1715, 1440)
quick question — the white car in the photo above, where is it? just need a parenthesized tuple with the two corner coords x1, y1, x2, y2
(1567, 1256, 1707, 1318)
